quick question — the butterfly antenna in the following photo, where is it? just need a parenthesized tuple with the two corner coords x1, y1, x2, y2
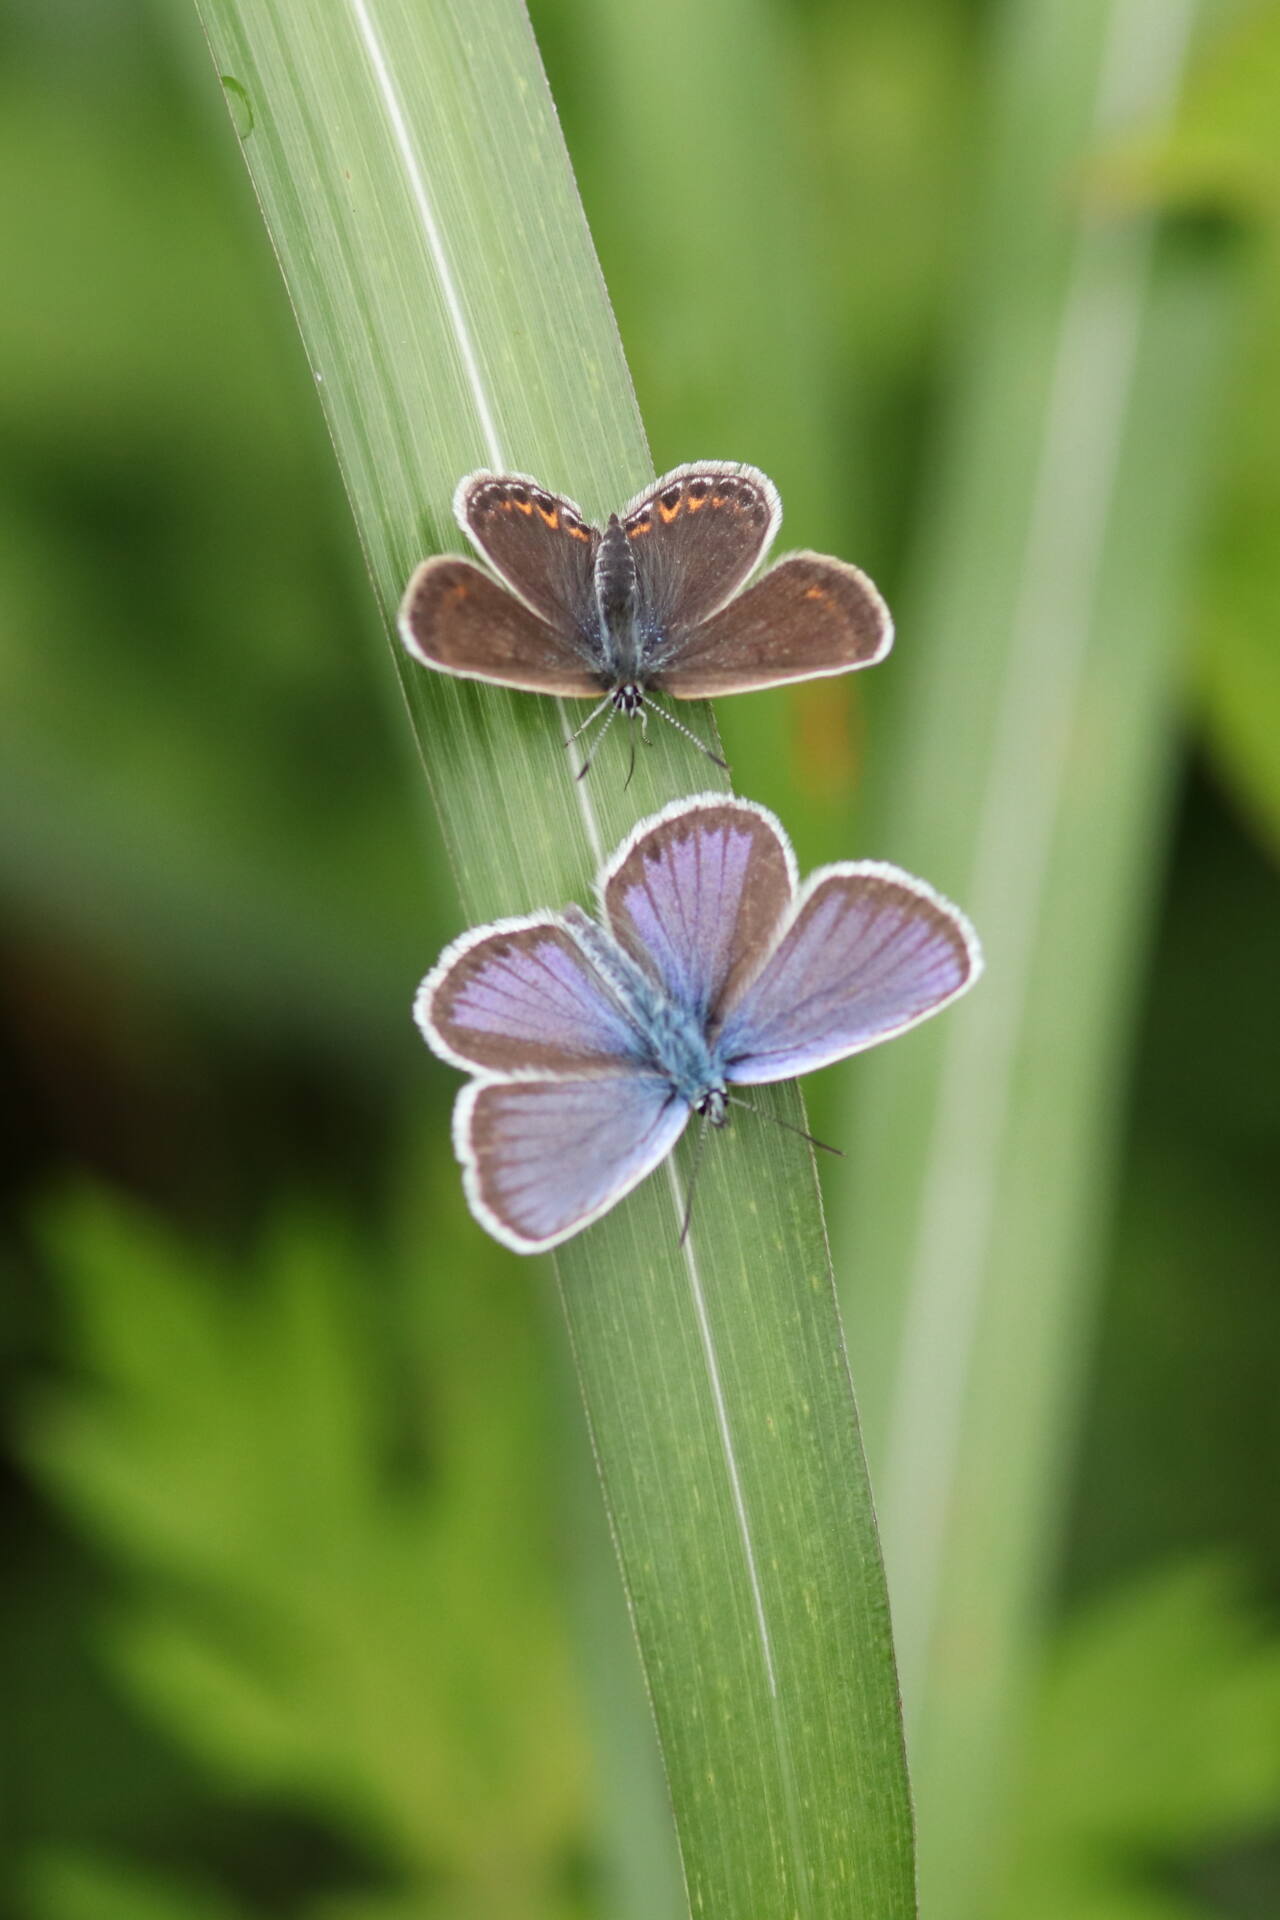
(575, 700, 621, 781)
(678, 1113, 714, 1248)
(644, 699, 729, 771)
(562, 694, 613, 749)
(726, 1094, 843, 1157)
(623, 727, 637, 791)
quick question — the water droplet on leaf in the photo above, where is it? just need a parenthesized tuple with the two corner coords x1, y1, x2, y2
(220, 75, 254, 139)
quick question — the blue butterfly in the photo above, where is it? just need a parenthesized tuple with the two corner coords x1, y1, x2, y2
(416, 795, 982, 1252)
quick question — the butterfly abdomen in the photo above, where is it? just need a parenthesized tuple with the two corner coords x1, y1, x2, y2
(594, 514, 645, 685)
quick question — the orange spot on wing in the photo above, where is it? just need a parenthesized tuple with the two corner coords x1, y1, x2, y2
(567, 523, 591, 541)
(536, 504, 559, 527)
(513, 498, 534, 515)
(686, 494, 706, 511)
(711, 495, 727, 508)
(658, 499, 681, 523)
(627, 514, 653, 538)
(804, 586, 827, 601)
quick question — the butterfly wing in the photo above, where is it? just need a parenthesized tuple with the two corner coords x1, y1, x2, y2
(621, 463, 781, 639)
(457, 471, 600, 632)
(399, 558, 602, 697)
(653, 552, 892, 699)
(456, 1073, 688, 1253)
(420, 913, 686, 1251)
(600, 795, 796, 1023)
(417, 915, 645, 1075)
(718, 863, 981, 1083)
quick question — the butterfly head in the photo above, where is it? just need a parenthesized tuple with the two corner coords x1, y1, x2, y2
(695, 1086, 729, 1129)
(611, 682, 645, 716)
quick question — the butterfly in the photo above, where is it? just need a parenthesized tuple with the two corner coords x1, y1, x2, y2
(398, 463, 893, 776)
(416, 794, 981, 1252)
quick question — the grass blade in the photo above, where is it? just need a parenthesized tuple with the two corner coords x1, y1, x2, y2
(190, 2, 917, 1912)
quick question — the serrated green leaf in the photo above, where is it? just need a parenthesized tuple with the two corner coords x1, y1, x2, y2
(21, 1852, 250, 1920)
(26, 1183, 586, 1911)
(999, 1561, 1280, 1920)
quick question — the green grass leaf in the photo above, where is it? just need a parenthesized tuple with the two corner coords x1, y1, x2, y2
(834, 2, 1239, 1913)
(183, 3, 917, 1913)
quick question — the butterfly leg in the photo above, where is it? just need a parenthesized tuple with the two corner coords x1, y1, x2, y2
(678, 1110, 715, 1248)
(575, 700, 621, 781)
(562, 693, 613, 748)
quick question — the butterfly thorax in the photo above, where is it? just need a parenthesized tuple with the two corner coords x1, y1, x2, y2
(593, 514, 651, 691)
(638, 995, 726, 1113)
(564, 908, 727, 1113)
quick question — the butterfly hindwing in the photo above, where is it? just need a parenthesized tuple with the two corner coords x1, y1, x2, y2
(718, 863, 982, 1084)
(399, 558, 602, 697)
(456, 1074, 689, 1253)
(601, 795, 796, 1023)
(654, 552, 893, 699)
(622, 463, 781, 640)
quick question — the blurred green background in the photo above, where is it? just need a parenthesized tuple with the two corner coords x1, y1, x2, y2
(2, 1, 1278, 1917)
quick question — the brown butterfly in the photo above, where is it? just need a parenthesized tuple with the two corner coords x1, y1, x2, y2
(399, 462, 892, 776)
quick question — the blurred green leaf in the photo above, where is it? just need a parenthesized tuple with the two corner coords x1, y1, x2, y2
(999, 1561, 1280, 1920)
(25, 1181, 587, 1917)
(23, 1852, 250, 1920)
(835, 2, 1239, 1913)
(0, 47, 435, 1062)
(1068, 777, 1280, 1601)
(1090, 0, 1280, 858)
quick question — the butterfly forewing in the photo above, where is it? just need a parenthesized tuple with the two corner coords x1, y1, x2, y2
(458, 1074, 688, 1253)
(417, 917, 644, 1075)
(718, 864, 981, 1084)
(458, 472, 600, 632)
(601, 796, 796, 1022)
(399, 558, 602, 698)
(622, 463, 780, 639)
(655, 552, 893, 699)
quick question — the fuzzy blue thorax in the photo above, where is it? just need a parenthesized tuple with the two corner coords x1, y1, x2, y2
(564, 906, 728, 1118)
